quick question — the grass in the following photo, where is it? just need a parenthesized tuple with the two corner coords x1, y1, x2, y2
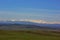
(0, 30, 60, 40)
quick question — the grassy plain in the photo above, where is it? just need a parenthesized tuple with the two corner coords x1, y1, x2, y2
(0, 30, 60, 40)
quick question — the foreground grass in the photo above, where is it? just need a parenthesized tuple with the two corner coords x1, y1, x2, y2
(0, 30, 60, 40)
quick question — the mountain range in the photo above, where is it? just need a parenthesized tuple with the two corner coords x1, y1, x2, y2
(0, 21, 60, 30)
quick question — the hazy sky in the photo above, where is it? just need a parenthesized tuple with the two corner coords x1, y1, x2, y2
(0, 0, 60, 22)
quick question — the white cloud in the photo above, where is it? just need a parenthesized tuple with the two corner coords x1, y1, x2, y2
(19, 19, 60, 24)
(0, 8, 60, 23)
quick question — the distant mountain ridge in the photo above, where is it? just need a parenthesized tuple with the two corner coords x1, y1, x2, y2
(0, 21, 60, 30)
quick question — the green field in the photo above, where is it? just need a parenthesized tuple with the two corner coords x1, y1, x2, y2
(0, 30, 60, 40)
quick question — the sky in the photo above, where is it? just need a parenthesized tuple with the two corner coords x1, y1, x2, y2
(0, 0, 60, 23)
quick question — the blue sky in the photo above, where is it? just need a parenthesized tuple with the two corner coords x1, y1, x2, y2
(0, 0, 60, 22)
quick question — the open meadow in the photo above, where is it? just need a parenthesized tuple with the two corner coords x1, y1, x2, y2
(0, 30, 60, 40)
